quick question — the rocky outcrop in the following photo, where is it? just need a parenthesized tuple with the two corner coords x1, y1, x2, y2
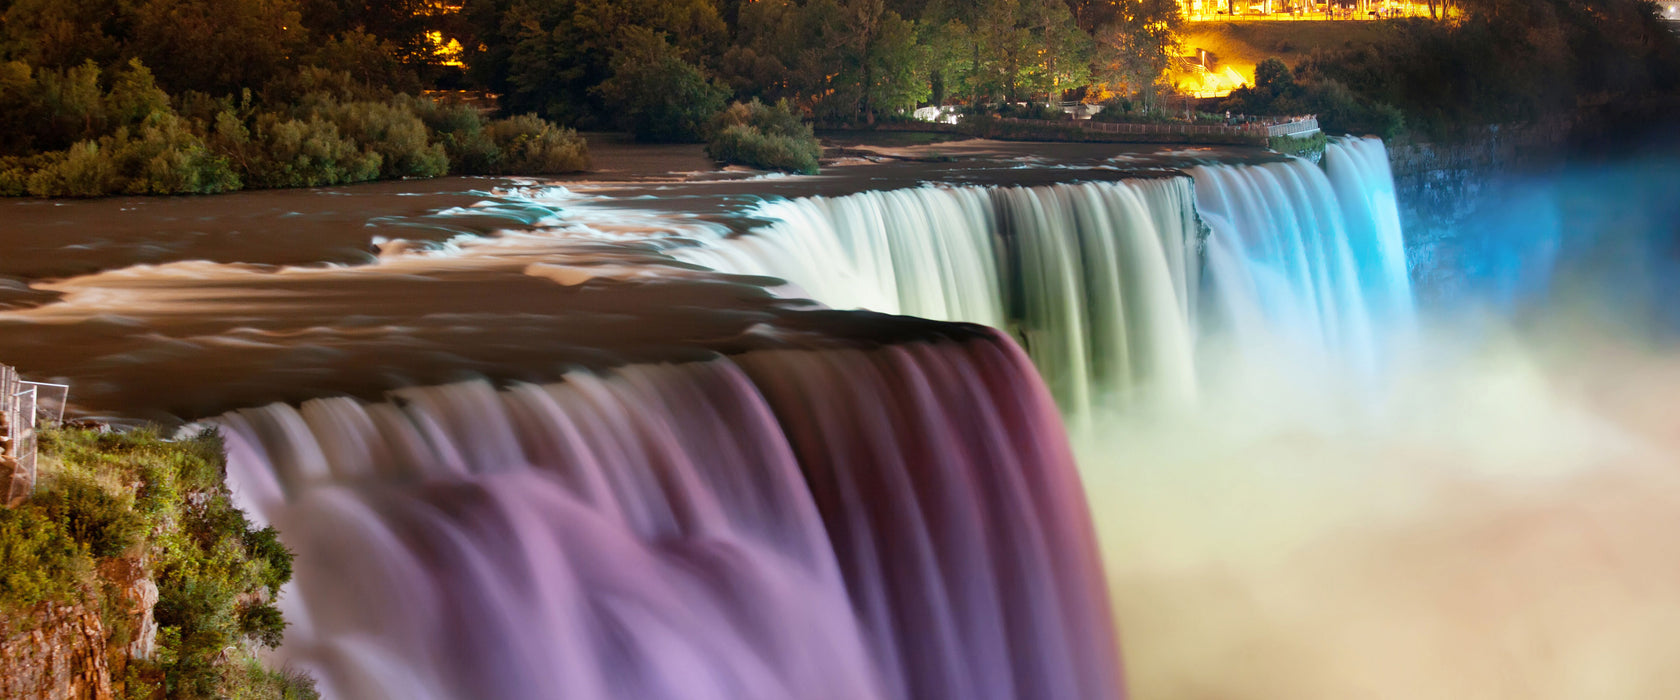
(0, 556, 160, 700)
(1388, 124, 1568, 302)
(97, 558, 159, 663)
(0, 603, 114, 700)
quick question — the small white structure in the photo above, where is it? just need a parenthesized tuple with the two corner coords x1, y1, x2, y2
(913, 106, 963, 125)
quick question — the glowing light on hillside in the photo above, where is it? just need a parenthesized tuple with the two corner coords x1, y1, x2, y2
(426, 31, 465, 67)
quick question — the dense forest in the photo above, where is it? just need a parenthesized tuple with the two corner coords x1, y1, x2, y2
(0, 0, 1676, 195)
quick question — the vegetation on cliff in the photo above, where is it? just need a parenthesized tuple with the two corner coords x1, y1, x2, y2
(0, 427, 315, 700)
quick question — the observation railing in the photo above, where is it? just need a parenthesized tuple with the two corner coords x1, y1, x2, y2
(2, 364, 68, 506)
(998, 115, 1320, 140)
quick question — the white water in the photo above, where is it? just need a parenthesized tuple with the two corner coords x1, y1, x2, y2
(677, 137, 1413, 415)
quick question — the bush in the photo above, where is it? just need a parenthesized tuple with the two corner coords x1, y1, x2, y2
(103, 114, 241, 195)
(317, 98, 448, 179)
(1268, 132, 1330, 160)
(995, 102, 1066, 121)
(0, 505, 89, 611)
(706, 99, 821, 174)
(406, 97, 501, 173)
(236, 600, 287, 648)
(0, 59, 591, 197)
(217, 111, 382, 189)
(484, 114, 591, 175)
(26, 141, 119, 197)
(39, 475, 143, 558)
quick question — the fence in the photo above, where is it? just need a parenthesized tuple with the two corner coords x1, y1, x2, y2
(2, 365, 66, 506)
(999, 115, 1320, 140)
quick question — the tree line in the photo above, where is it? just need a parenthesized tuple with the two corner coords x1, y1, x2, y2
(0, 0, 1189, 137)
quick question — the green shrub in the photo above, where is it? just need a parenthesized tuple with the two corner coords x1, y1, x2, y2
(108, 115, 242, 195)
(485, 114, 591, 174)
(405, 97, 501, 173)
(236, 600, 287, 648)
(318, 98, 447, 179)
(706, 99, 821, 174)
(220, 658, 318, 700)
(39, 475, 143, 557)
(995, 102, 1065, 121)
(1268, 132, 1330, 160)
(219, 112, 382, 188)
(0, 58, 589, 196)
(106, 59, 171, 129)
(27, 141, 119, 197)
(244, 527, 293, 596)
(0, 505, 89, 611)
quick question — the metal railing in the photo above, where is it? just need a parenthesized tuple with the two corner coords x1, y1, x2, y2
(1000, 115, 1320, 139)
(2, 365, 66, 506)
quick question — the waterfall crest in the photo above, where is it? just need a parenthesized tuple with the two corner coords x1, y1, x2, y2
(678, 137, 1414, 411)
(220, 332, 1121, 700)
(676, 178, 1203, 414)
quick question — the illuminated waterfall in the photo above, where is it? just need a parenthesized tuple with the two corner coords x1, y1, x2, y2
(1191, 137, 1414, 375)
(207, 136, 1415, 700)
(220, 332, 1122, 700)
(677, 137, 1414, 409)
(675, 178, 1203, 414)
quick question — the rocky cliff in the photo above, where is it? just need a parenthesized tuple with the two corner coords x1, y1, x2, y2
(1388, 124, 1569, 303)
(0, 555, 161, 700)
(0, 603, 113, 700)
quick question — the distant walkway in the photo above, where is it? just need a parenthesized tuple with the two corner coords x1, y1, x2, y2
(992, 116, 1320, 144)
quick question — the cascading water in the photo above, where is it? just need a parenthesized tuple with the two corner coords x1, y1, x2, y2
(219, 331, 1121, 700)
(676, 137, 1414, 411)
(675, 178, 1203, 414)
(1190, 137, 1414, 376)
(190, 137, 1419, 700)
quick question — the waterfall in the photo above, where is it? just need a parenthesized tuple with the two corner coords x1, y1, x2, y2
(675, 178, 1203, 415)
(220, 331, 1121, 700)
(1192, 137, 1414, 375)
(676, 137, 1414, 410)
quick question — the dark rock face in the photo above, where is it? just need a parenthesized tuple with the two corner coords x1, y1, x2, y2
(0, 603, 115, 700)
(1388, 125, 1568, 304)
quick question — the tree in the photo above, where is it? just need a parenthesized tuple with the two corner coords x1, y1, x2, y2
(819, 0, 928, 122)
(919, 18, 973, 106)
(125, 0, 306, 95)
(1023, 0, 1091, 102)
(0, 0, 123, 68)
(1092, 0, 1181, 110)
(593, 26, 728, 141)
(1254, 57, 1292, 97)
(493, 0, 727, 126)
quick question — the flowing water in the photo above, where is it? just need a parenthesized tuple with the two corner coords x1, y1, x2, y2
(3, 136, 1677, 699)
